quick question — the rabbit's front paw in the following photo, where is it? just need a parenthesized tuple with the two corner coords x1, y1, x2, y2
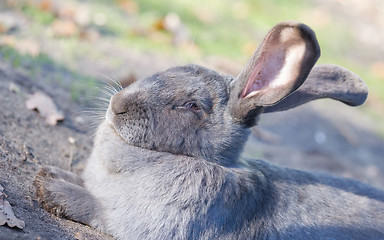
(34, 166, 100, 225)
(34, 167, 72, 217)
(34, 166, 83, 186)
(33, 167, 78, 217)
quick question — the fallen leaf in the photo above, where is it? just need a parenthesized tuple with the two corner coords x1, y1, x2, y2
(26, 91, 64, 126)
(153, 13, 191, 47)
(50, 19, 79, 37)
(118, 0, 139, 14)
(79, 28, 99, 41)
(0, 23, 7, 34)
(15, 39, 40, 57)
(40, 0, 52, 12)
(0, 184, 25, 229)
(0, 35, 16, 46)
(57, 5, 77, 20)
(0, 36, 40, 57)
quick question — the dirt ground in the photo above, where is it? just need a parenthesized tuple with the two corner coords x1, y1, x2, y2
(0, 61, 113, 239)
(1, 1, 384, 239)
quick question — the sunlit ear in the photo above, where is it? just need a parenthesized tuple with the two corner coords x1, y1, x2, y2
(228, 21, 320, 126)
(263, 64, 368, 113)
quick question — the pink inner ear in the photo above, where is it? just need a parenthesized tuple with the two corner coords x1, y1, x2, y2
(240, 50, 285, 98)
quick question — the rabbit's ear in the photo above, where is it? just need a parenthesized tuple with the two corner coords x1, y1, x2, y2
(263, 64, 368, 113)
(228, 21, 320, 127)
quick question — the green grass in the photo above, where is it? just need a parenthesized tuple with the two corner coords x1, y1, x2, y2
(0, 45, 98, 102)
(21, 4, 55, 25)
(90, 0, 384, 104)
(89, 0, 312, 59)
(6, 0, 384, 118)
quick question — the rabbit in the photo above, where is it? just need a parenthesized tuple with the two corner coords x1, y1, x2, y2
(34, 21, 384, 240)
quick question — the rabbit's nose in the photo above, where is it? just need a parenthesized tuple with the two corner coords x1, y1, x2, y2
(110, 89, 131, 115)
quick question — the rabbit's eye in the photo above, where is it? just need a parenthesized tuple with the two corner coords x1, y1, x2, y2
(183, 101, 200, 111)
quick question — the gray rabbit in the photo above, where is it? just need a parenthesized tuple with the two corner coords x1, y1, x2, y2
(34, 21, 384, 240)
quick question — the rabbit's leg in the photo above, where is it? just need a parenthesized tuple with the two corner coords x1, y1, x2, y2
(35, 166, 84, 186)
(34, 166, 101, 227)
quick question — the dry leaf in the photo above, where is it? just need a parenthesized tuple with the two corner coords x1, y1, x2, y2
(0, 184, 25, 229)
(79, 29, 99, 41)
(26, 91, 64, 126)
(153, 13, 190, 47)
(51, 19, 79, 37)
(153, 13, 182, 32)
(15, 39, 40, 57)
(0, 35, 16, 46)
(118, 0, 139, 14)
(57, 6, 77, 20)
(40, 0, 52, 12)
(0, 36, 40, 57)
(0, 23, 7, 34)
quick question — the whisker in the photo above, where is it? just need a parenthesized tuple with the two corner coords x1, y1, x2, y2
(98, 73, 121, 93)
(77, 111, 106, 115)
(93, 83, 115, 94)
(74, 74, 124, 136)
(93, 97, 111, 103)
(81, 95, 111, 103)
(95, 88, 115, 99)
(112, 73, 123, 90)
(103, 84, 119, 95)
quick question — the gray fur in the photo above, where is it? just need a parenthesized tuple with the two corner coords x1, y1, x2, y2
(34, 21, 382, 240)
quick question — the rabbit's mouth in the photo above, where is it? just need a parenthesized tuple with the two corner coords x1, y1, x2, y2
(105, 105, 115, 127)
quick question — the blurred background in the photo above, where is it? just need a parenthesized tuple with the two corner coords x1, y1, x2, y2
(0, 0, 384, 186)
(1, 0, 383, 107)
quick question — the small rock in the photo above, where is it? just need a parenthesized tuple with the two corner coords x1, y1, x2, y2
(68, 137, 76, 145)
(74, 232, 85, 240)
(8, 82, 20, 93)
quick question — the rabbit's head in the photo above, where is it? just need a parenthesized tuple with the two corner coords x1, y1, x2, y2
(106, 21, 368, 166)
